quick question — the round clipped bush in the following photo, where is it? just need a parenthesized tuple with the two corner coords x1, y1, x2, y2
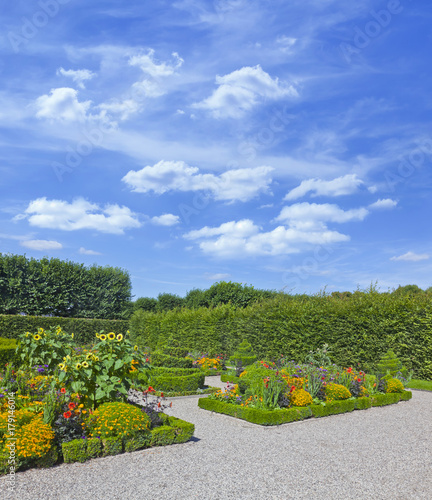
(325, 383, 351, 402)
(290, 388, 313, 407)
(88, 402, 150, 439)
(386, 378, 404, 394)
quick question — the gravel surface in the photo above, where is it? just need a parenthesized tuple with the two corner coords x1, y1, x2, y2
(1, 378, 431, 500)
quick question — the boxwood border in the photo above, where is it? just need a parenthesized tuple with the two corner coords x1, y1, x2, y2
(198, 391, 412, 426)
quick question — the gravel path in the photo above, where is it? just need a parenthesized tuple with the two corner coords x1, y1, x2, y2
(1, 379, 431, 500)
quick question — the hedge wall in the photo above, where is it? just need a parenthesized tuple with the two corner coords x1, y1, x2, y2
(0, 314, 129, 345)
(129, 292, 432, 380)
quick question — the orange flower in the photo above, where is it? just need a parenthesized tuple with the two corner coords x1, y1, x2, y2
(63, 411, 72, 419)
(60, 388, 66, 394)
(68, 402, 76, 410)
(147, 386, 155, 393)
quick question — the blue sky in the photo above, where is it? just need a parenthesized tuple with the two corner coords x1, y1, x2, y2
(0, 0, 431, 299)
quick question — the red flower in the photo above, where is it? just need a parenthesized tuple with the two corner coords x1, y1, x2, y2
(68, 402, 76, 410)
(290, 386, 296, 393)
(357, 378, 362, 382)
(347, 367, 353, 374)
(157, 402, 161, 408)
(146, 358, 149, 362)
(169, 402, 172, 407)
(60, 388, 66, 394)
(63, 411, 72, 419)
(160, 392, 164, 398)
(321, 377, 325, 381)
(147, 386, 155, 393)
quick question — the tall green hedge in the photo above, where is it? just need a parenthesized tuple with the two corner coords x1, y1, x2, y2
(129, 291, 432, 380)
(0, 314, 129, 345)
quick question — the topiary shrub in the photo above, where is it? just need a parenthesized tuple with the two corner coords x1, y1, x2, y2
(150, 351, 193, 369)
(377, 350, 408, 378)
(290, 388, 313, 407)
(229, 340, 256, 376)
(62, 439, 87, 463)
(386, 378, 404, 394)
(325, 383, 351, 402)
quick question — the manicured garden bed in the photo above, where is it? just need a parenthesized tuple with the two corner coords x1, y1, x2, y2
(198, 391, 412, 425)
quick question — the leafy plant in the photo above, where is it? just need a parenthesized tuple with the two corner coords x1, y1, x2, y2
(304, 344, 332, 367)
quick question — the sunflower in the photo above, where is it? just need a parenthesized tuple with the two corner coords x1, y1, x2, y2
(93, 355, 99, 362)
(116, 334, 123, 341)
(82, 362, 89, 368)
(107, 332, 116, 341)
(58, 363, 65, 371)
(99, 334, 107, 341)
(96, 333, 100, 339)
(75, 363, 82, 370)
(86, 353, 93, 360)
(134, 345, 139, 351)
(33, 335, 41, 341)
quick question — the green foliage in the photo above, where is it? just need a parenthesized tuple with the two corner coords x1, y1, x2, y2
(88, 402, 151, 438)
(377, 350, 408, 378)
(129, 290, 432, 380)
(134, 297, 158, 313)
(0, 337, 18, 366)
(229, 340, 256, 368)
(16, 326, 74, 373)
(86, 437, 103, 458)
(58, 334, 150, 409)
(124, 431, 150, 452)
(385, 378, 405, 393)
(310, 400, 356, 418)
(304, 343, 332, 367)
(198, 398, 311, 425)
(354, 397, 372, 410)
(102, 437, 123, 456)
(150, 351, 193, 368)
(0, 314, 128, 344)
(371, 393, 401, 406)
(157, 293, 184, 311)
(399, 390, 412, 401)
(0, 253, 132, 319)
(325, 383, 352, 401)
(406, 379, 432, 391)
(62, 439, 87, 463)
(139, 368, 205, 392)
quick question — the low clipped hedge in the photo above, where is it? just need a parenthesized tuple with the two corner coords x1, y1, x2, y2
(198, 391, 413, 426)
(220, 373, 241, 384)
(62, 414, 194, 464)
(0, 314, 128, 344)
(0, 337, 18, 366)
(150, 352, 193, 369)
(145, 368, 205, 392)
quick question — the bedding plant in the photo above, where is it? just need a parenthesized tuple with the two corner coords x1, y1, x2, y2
(0, 326, 194, 474)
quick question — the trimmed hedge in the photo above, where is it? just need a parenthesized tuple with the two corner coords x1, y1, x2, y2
(129, 292, 432, 380)
(220, 373, 241, 384)
(0, 314, 128, 345)
(198, 391, 413, 426)
(150, 352, 193, 369)
(0, 337, 18, 366)
(61, 414, 194, 464)
(138, 368, 205, 392)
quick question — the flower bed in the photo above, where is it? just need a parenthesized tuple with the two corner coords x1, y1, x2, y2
(0, 326, 195, 474)
(198, 391, 412, 425)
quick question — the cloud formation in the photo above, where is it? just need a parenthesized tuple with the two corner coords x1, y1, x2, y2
(56, 68, 96, 89)
(151, 214, 180, 226)
(35, 88, 92, 122)
(122, 161, 274, 202)
(390, 251, 429, 262)
(20, 240, 63, 251)
(18, 197, 141, 235)
(369, 198, 398, 210)
(79, 247, 102, 255)
(284, 174, 364, 201)
(194, 65, 298, 118)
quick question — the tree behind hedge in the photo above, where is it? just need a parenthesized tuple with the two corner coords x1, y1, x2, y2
(0, 253, 132, 319)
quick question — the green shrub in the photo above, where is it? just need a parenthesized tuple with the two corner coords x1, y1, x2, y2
(102, 437, 123, 456)
(198, 398, 311, 425)
(229, 340, 257, 369)
(386, 378, 405, 394)
(354, 397, 372, 410)
(377, 350, 407, 377)
(310, 400, 355, 418)
(399, 390, 412, 401)
(0, 314, 128, 345)
(124, 431, 150, 452)
(220, 373, 241, 384)
(86, 437, 103, 459)
(149, 373, 205, 392)
(150, 351, 193, 369)
(62, 439, 87, 463)
(325, 383, 352, 401)
(166, 416, 195, 443)
(150, 426, 176, 446)
(0, 337, 18, 367)
(371, 393, 401, 406)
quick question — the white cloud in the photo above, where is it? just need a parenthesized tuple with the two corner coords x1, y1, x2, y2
(194, 65, 298, 118)
(369, 198, 398, 210)
(21, 240, 63, 251)
(79, 247, 102, 255)
(35, 88, 92, 122)
(276, 36, 297, 53)
(390, 252, 430, 262)
(284, 174, 363, 201)
(275, 202, 369, 230)
(122, 160, 273, 202)
(184, 219, 348, 258)
(129, 50, 183, 78)
(56, 68, 96, 89)
(18, 197, 141, 235)
(204, 273, 231, 280)
(151, 214, 180, 226)
(98, 99, 140, 120)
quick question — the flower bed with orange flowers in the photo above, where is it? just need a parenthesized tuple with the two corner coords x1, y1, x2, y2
(0, 327, 195, 474)
(198, 357, 412, 425)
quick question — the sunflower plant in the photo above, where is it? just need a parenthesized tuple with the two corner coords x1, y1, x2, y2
(58, 331, 150, 409)
(16, 326, 75, 374)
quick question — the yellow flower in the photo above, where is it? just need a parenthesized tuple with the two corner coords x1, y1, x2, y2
(82, 362, 89, 368)
(116, 334, 123, 341)
(58, 363, 65, 371)
(75, 363, 82, 370)
(86, 353, 93, 360)
(108, 332, 116, 340)
(71, 333, 74, 339)
(93, 355, 99, 362)
(134, 345, 138, 351)
(96, 333, 100, 339)
(100, 334, 107, 341)
(33, 335, 41, 341)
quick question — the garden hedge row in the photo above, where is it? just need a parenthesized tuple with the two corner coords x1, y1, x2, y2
(0, 337, 18, 366)
(129, 292, 432, 379)
(0, 314, 129, 345)
(138, 368, 205, 392)
(198, 391, 413, 425)
(62, 415, 195, 464)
